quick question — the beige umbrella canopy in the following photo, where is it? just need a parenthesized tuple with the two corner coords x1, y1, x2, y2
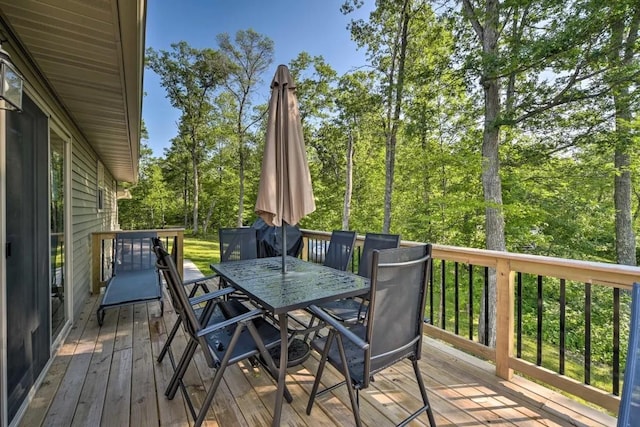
(255, 64, 315, 272)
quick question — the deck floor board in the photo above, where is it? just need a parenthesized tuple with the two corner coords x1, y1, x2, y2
(19, 290, 616, 427)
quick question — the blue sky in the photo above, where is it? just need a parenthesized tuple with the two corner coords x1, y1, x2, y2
(143, 0, 374, 157)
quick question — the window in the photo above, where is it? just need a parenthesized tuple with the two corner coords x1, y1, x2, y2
(97, 161, 105, 210)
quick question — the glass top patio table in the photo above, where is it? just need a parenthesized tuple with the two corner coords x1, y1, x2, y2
(209, 256, 369, 314)
(209, 255, 369, 426)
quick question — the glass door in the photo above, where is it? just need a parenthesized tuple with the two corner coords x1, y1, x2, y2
(50, 129, 66, 340)
(5, 94, 49, 422)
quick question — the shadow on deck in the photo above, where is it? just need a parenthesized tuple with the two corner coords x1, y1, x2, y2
(19, 262, 616, 427)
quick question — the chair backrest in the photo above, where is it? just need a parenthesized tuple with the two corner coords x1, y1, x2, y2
(219, 227, 258, 262)
(363, 244, 431, 387)
(357, 233, 401, 278)
(152, 240, 213, 360)
(323, 230, 357, 271)
(618, 283, 640, 426)
(113, 231, 158, 274)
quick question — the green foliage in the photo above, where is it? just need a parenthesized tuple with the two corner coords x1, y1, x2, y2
(127, 3, 640, 390)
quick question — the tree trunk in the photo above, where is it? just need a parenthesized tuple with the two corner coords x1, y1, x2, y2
(192, 155, 199, 234)
(382, 2, 410, 233)
(203, 199, 216, 235)
(383, 130, 396, 233)
(614, 148, 635, 265)
(237, 139, 245, 227)
(474, 0, 505, 348)
(479, 79, 505, 346)
(610, 8, 638, 266)
(183, 170, 189, 228)
(342, 131, 354, 230)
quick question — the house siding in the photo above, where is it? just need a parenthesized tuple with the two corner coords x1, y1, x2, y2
(71, 138, 117, 320)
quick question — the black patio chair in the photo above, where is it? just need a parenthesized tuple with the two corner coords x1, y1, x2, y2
(215, 227, 260, 318)
(152, 238, 221, 363)
(153, 243, 291, 427)
(322, 230, 357, 271)
(306, 244, 436, 427)
(159, 227, 256, 346)
(318, 232, 400, 323)
(303, 230, 358, 338)
(219, 227, 258, 263)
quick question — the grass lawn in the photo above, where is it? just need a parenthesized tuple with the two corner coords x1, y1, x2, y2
(183, 234, 220, 274)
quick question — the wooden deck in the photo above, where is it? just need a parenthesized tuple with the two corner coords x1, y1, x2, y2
(19, 286, 616, 427)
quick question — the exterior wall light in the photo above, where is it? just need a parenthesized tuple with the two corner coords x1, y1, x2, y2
(0, 41, 23, 112)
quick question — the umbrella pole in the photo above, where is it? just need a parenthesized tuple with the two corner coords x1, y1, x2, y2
(282, 222, 287, 273)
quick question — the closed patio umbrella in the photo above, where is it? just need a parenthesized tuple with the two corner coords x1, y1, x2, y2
(255, 64, 315, 273)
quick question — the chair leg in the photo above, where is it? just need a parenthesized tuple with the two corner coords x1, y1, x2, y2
(397, 359, 436, 427)
(335, 333, 362, 427)
(157, 315, 182, 362)
(302, 314, 317, 342)
(194, 323, 246, 427)
(166, 338, 198, 399)
(306, 331, 335, 415)
(160, 290, 215, 364)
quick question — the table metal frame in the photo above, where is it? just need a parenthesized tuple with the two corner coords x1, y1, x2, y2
(210, 256, 369, 426)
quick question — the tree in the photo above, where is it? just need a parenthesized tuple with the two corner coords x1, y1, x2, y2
(118, 144, 171, 230)
(343, 0, 420, 233)
(606, 1, 640, 265)
(146, 42, 229, 233)
(442, 0, 631, 344)
(288, 53, 343, 228)
(217, 29, 274, 227)
(334, 71, 381, 230)
(162, 137, 194, 228)
(399, 9, 480, 246)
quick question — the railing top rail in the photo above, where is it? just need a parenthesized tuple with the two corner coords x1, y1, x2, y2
(430, 243, 639, 288)
(92, 228, 185, 236)
(300, 230, 640, 288)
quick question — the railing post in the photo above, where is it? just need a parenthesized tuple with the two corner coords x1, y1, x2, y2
(301, 236, 309, 260)
(495, 258, 514, 379)
(175, 229, 184, 279)
(91, 232, 101, 294)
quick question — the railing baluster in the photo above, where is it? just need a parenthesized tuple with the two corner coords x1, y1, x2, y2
(101, 239, 106, 281)
(322, 239, 327, 263)
(517, 272, 522, 359)
(468, 265, 474, 341)
(613, 287, 620, 395)
(454, 261, 459, 335)
(441, 259, 446, 330)
(484, 267, 489, 346)
(560, 278, 566, 375)
(429, 257, 434, 325)
(537, 275, 543, 366)
(585, 282, 592, 385)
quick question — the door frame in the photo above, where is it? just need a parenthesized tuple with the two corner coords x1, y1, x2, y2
(0, 86, 74, 426)
(48, 121, 73, 350)
(1, 105, 8, 427)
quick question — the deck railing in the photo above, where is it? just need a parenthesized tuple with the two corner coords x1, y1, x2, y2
(91, 229, 184, 294)
(300, 229, 639, 414)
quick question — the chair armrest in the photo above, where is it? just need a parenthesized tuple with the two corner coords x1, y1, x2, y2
(189, 287, 235, 305)
(197, 308, 266, 337)
(308, 305, 369, 350)
(182, 273, 218, 287)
